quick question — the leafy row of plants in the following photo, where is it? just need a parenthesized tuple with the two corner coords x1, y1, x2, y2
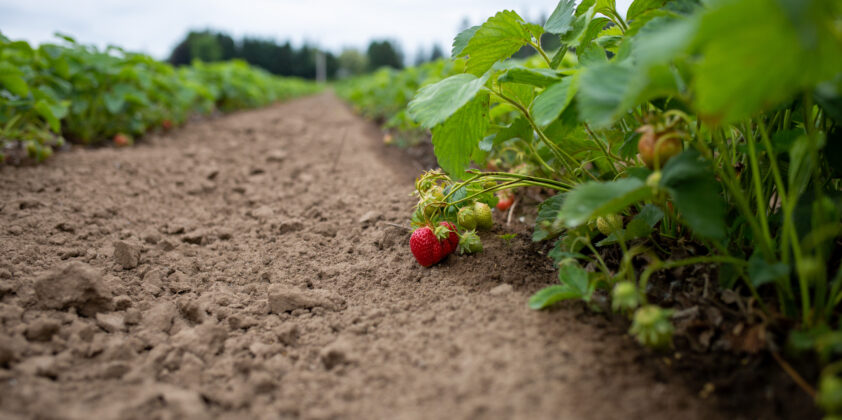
(0, 32, 320, 163)
(335, 59, 467, 146)
(400, 0, 842, 412)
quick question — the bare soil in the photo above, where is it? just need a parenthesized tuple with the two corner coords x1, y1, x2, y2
(0, 93, 803, 419)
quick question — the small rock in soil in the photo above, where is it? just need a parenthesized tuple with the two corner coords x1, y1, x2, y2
(96, 312, 126, 333)
(158, 238, 178, 251)
(275, 323, 300, 346)
(34, 262, 113, 317)
(114, 295, 133, 310)
(113, 240, 141, 269)
(276, 219, 304, 235)
(24, 318, 61, 342)
(358, 210, 381, 226)
(251, 206, 274, 221)
(0, 334, 18, 366)
(182, 229, 211, 245)
(15, 355, 58, 378)
(141, 301, 177, 334)
(142, 229, 161, 244)
(320, 337, 354, 370)
(490, 284, 514, 296)
(267, 285, 343, 314)
(266, 150, 287, 163)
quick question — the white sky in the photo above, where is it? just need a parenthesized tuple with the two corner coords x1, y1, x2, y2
(0, 0, 632, 62)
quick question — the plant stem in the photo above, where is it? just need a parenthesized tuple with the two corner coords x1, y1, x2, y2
(744, 120, 775, 253)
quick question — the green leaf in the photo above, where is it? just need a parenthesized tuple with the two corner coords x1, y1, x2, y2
(528, 264, 590, 309)
(532, 75, 578, 127)
(0, 62, 30, 97)
(596, 204, 663, 246)
(693, 0, 842, 123)
(0, 74, 30, 97)
(408, 73, 488, 129)
(533, 193, 566, 241)
(34, 100, 61, 132)
(431, 93, 489, 177)
(560, 178, 652, 227)
(748, 252, 790, 288)
(788, 133, 820, 198)
(630, 16, 697, 68)
(494, 116, 532, 144)
(498, 66, 561, 88)
(452, 26, 481, 57)
(544, 0, 578, 35)
(660, 150, 726, 240)
(104, 91, 125, 114)
(528, 285, 582, 309)
(460, 10, 532, 76)
(578, 43, 608, 66)
(576, 62, 636, 127)
(560, 263, 589, 296)
(627, 0, 667, 21)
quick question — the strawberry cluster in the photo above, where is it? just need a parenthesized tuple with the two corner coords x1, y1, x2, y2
(409, 222, 458, 267)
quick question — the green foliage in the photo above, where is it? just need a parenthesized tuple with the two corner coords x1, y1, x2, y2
(0, 33, 320, 162)
(529, 263, 593, 309)
(393, 0, 842, 407)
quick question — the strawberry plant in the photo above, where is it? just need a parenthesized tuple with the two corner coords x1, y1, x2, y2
(0, 32, 320, 163)
(402, 0, 842, 409)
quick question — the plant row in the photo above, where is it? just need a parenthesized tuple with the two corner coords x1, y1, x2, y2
(0, 32, 320, 163)
(394, 0, 842, 411)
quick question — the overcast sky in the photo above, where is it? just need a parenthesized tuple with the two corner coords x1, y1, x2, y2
(0, 0, 632, 62)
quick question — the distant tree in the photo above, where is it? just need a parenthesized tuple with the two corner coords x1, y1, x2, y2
(337, 48, 368, 77)
(169, 30, 222, 65)
(430, 44, 444, 61)
(414, 46, 427, 66)
(216, 33, 236, 60)
(190, 32, 222, 62)
(168, 29, 338, 79)
(366, 40, 403, 71)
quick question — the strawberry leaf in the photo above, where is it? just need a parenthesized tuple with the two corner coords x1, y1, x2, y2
(408, 73, 488, 129)
(459, 10, 532, 76)
(431, 93, 489, 178)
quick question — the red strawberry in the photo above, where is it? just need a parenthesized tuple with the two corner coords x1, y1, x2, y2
(496, 190, 514, 212)
(113, 133, 132, 147)
(410, 227, 445, 267)
(162, 119, 173, 130)
(438, 222, 459, 255)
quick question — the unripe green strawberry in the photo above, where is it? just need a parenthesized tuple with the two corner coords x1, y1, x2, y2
(474, 202, 493, 230)
(596, 214, 623, 236)
(818, 374, 842, 414)
(611, 281, 639, 312)
(457, 207, 477, 230)
(420, 197, 438, 219)
(483, 180, 497, 189)
(458, 230, 483, 254)
(629, 305, 674, 349)
(427, 185, 445, 201)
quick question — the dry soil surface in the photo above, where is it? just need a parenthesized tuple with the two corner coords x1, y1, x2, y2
(0, 93, 737, 419)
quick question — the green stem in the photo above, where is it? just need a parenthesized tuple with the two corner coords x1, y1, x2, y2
(711, 130, 776, 259)
(491, 89, 582, 179)
(744, 120, 775, 253)
(527, 40, 553, 68)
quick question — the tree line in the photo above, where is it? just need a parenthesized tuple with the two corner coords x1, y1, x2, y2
(168, 30, 445, 80)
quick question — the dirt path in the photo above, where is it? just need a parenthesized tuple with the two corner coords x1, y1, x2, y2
(0, 93, 728, 419)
